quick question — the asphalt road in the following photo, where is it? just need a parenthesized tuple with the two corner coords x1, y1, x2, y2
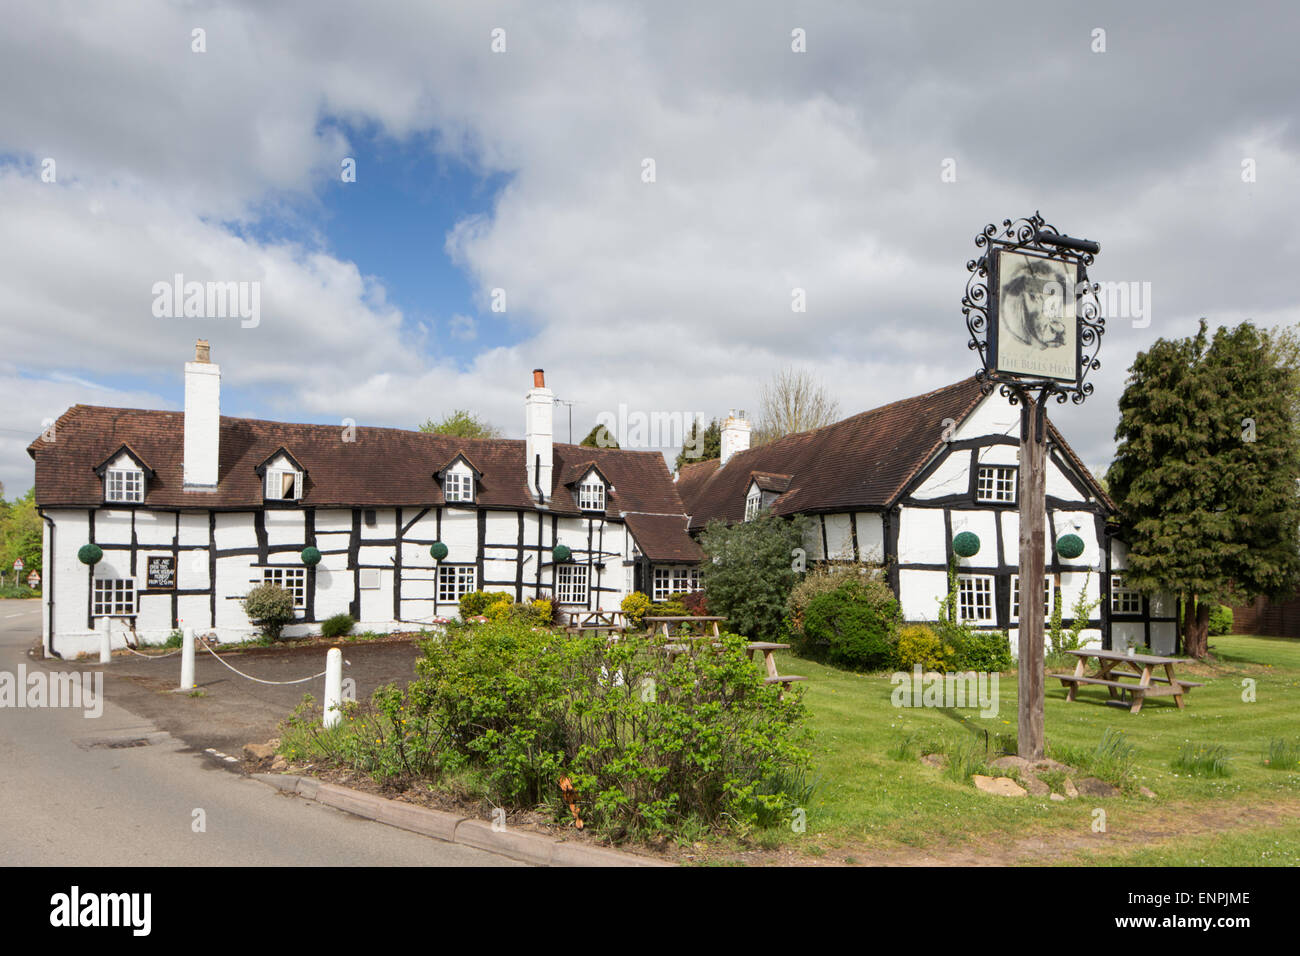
(0, 600, 519, 866)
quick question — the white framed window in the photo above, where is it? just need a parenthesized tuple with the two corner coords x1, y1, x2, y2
(652, 566, 702, 601)
(438, 565, 476, 603)
(1011, 575, 1053, 621)
(744, 488, 762, 521)
(1111, 575, 1142, 614)
(265, 469, 302, 501)
(105, 468, 144, 503)
(262, 566, 307, 610)
(578, 479, 605, 511)
(444, 472, 473, 503)
(556, 564, 589, 605)
(976, 465, 1017, 504)
(93, 578, 136, 616)
(957, 574, 994, 624)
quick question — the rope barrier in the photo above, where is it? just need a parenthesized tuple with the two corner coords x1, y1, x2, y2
(197, 639, 338, 686)
(121, 644, 184, 659)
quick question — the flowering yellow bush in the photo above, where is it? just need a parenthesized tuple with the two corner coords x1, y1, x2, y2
(894, 624, 954, 671)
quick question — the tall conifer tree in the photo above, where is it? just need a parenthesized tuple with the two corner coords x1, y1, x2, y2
(1107, 320, 1300, 656)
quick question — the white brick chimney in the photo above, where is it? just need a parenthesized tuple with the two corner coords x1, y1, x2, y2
(720, 408, 751, 467)
(525, 368, 553, 503)
(183, 339, 220, 488)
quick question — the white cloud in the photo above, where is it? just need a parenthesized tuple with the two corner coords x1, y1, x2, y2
(2, 0, 1300, 497)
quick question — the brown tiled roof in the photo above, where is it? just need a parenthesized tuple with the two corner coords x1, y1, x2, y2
(749, 471, 792, 493)
(28, 406, 695, 559)
(674, 456, 720, 504)
(623, 513, 704, 563)
(679, 378, 989, 528)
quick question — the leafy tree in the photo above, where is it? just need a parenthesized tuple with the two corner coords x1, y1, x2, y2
(698, 513, 811, 639)
(674, 418, 721, 470)
(1106, 320, 1300, 657)
(579, 424, 618, 448)
(419, 409, 502, 439)
(753, 368, 840, 446)
(0, 488, 42, 581)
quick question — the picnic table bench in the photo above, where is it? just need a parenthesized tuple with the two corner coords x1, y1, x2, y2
(651, 620, 805, 697)
(642, 615, 726, 639)
(563, 610, 627, 636)
(1052, 648, 1204, 714)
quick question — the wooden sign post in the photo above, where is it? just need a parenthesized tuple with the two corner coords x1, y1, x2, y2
(962, 212, 1105, 763)
(1016, 392, 1048, 759)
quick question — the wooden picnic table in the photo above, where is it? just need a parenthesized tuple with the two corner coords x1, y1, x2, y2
(1052, 648, 1204, 714)
(563, 610, 627, 636)
(642, 615, 726, 639)
(657, 633, 806, 698)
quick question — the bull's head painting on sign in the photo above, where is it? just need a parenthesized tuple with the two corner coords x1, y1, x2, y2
(990, 250, 1079, 382)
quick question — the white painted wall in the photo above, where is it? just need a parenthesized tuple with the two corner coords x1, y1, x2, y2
(42, 502, 647, 656)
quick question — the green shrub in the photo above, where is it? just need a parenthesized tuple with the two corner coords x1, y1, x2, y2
(699, 513, 812, 639)
(321, 613, 356, 639)
(161, 629, 184, 649)
(242, 584, 296, 642)
(1208, 604, 1234, 636)
(649, 599, 688, 617)
(787, 562, 888, 636)
(458, 589, 511, 619)
(801, 578, 901, 670)
(894, 624, 951, 671)
(621, 591, 652, 628)
(279, 619, 811, 840)
(951, 629, 1014, 672)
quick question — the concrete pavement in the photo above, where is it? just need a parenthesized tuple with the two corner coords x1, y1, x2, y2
(0, 600, 520, 866)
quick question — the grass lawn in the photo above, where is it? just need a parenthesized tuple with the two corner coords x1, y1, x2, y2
(753, 634, 1300, 865)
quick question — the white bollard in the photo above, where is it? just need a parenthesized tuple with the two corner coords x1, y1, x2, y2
(99, 629, 111, 665)
(179, 627, 195, 691)
(323, 647, 343, 728)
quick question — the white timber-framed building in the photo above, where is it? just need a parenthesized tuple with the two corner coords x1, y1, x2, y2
(30, 344, 1175, 658)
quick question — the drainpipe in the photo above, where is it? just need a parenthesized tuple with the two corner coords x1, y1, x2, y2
(534, 453, 546, 505)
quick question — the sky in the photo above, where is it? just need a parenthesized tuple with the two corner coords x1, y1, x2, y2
(1, 0, 1297, 499)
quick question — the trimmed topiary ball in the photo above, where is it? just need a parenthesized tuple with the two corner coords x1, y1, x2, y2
(553, 544, 572, 563)
(78, 543, 103, 566)
(429, 541, 449, 560)
(300, 546, 322, 566)
(952, 531, 980, 558)
(1056, 534, 1085, 559)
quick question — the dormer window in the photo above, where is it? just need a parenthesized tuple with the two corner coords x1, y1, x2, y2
(436, 453, 482, 505)
(96, 445, 153, 504)
(444, 472, 473, 502)
(578, 478, 605, 511)
(744, 485, 762, 521)
(256, 448, 306, 502)
(106, 467, 144, 503)
(265, 467, 302, 501)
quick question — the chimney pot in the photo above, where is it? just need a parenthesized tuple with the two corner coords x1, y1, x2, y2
(195, 339, 211, 363)
(533, 369, 546, 388)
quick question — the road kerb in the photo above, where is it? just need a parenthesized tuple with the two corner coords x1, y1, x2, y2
(251, 773, 669, 867)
